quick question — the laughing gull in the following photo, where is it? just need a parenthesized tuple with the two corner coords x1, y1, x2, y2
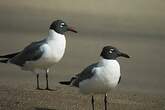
(59, 46, 130, 110)
(0, 20, 77, 90)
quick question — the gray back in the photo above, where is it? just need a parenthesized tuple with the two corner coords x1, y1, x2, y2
(10, 39, 47, 66)
(72, 63, 98, 87)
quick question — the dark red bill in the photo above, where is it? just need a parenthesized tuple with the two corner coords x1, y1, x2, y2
(118, 52, 130, 58)
(67, 27, 78, 33)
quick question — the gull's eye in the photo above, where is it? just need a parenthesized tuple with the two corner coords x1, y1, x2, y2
(60, 23, 65, 27)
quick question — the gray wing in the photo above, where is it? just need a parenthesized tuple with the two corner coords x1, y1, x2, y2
(72, 63, 98, 87)
(10, 39, 47, 66)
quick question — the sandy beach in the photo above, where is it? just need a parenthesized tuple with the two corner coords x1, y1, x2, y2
(0, 0, 165, 110)
(0, 83, 164, 110)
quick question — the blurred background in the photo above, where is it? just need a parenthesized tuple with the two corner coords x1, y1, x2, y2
(0, 0, 164, 95)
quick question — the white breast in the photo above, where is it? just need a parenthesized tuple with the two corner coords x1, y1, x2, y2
(41, 31, 66, 63)
(79, 59, 121, 94)
(98, 59, 120, 88)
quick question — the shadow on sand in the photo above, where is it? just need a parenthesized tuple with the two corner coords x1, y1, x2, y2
(34, 107, 56, 110)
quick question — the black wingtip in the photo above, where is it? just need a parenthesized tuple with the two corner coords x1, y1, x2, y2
(59, 81, 71, 85)
(0, 52, 20, 58)
(0, 59, 8, 63)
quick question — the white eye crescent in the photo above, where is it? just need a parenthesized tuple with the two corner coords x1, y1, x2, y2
(60, 23, 65, 27)
(109, 49, 114, 54)
(109, 50, 113, 53)
(110, 49, 114, 51)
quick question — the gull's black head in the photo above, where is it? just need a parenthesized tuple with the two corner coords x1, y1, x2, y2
(100, 46, 130, 60)
(49, 20, 77, 34)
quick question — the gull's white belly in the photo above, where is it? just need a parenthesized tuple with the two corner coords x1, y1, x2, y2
(79, 74, 119, 94)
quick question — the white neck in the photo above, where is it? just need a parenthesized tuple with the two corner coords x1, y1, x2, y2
(98, 57, 119, 67)
(47, 29, 65, 41)
(43, 29, 66, 62)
